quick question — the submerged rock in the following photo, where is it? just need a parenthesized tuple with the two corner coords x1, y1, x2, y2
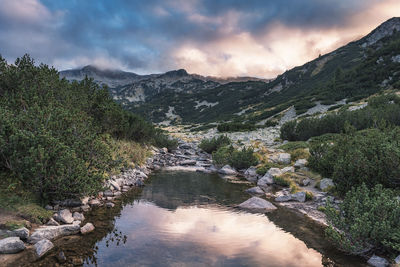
(34, 239, 54, 258)
(238, 197, 277, 213)
(0, 237, 25, 254)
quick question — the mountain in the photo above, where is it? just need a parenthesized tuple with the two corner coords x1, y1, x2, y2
(61, 17, 400, 125)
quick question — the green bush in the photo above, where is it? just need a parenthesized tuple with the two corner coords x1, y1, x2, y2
(212, 146, 258, 169)
(325, 184, 400, 255)
(217, 122, 256, 132)
(199, 135, 231, 153)
(309, 127, 400, 195)
(0, 54, 160, 201)
(152, 130, 178, 151)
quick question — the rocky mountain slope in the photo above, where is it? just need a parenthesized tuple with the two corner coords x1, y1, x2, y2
(61, 17, 400, 125)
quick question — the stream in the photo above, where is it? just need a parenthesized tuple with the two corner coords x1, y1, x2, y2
(31, 171, 365, 267)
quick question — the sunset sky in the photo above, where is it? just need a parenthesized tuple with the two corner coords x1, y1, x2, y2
(1, 0, 399, 78)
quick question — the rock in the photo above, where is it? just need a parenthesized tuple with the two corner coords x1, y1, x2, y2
(28, 224, 80, 244)
(58, 199, 82, 207)
(277, 153, 291, 165)
(80, 223, 95, 235)
(275, 195, 292, 202)
(291, 191, 306, 202)
(294, 159, 308, 168)
(88, 199, 101, 207)
(218, 165, 237, 176)
(106, 202, 115, 208)
(57, 251, 67, 263)
(245, 186, 264, 195)
(136, 171, 148, 179)
(266, 168, 283, 178)
(55, 209, 74, 224)
(160, 147, 168, 154)
(110, 180, 121, 191)
(244, 167, 258, 177)
(45, 205, 53, 210)
(302, 178, 311, 186)
(319, 178, 334, 191)
(257, 175, 274, 189)
(367, 255, 389, 267)
(81, 197, 90, 205)
(46, 218, 60, 226)
(180, 160, 197, 166)
(81, 204, 90, 212)
(394, 255, 400, 265)
(281, 166, 295, 173)
(238, 197, 277, 213)
(73, 220, 81, 226)
(72, 257, 84, 266)
(13, 227, 29, 240)
(34, 239, 54, 258)
(0, 237, 25, 254)
(73, 212, 85, 221)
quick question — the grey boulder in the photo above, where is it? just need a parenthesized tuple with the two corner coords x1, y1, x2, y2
(54, 209, 74, 224)
(0, 237, 25, 254)
(367, 255, 389, 267)
(12, 227, 29, 240)
(28, 224, 80, 244)
(245, 186, 264, 195)
(218, 165, 237, 176)
(34, 239, 54, 258)
(319, 178, 334, 191)
(238, 197, 277, 213)
(80, 223, 95, 235)
(291, 191, 306, 202)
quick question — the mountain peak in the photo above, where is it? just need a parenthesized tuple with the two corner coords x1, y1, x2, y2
(362, 17, 400, 46)
(163, 69, 189, 77)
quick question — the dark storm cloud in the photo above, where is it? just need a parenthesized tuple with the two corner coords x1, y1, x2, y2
(0, 0, 396, 76)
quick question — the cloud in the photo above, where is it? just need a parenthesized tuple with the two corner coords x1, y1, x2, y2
(0, 0, 399, 77)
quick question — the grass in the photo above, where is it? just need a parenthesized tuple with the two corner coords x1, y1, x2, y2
(288, 148, 310, 162)
(109, 138, 151, 171)
(279, 141, 309, 151)
(4, 220, 30, 231)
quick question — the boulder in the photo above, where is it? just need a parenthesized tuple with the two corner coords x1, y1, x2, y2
(394, 255, 400, 265)
(367, 255, 389, 267)
(245, 187, 264, 195)
(244, 167, 258, 177)
(294, 159, 308, 168)
(13, 227, 29, 240)
(257, 176, 274, 189)
(103, 190, 114, 197)
(106, 202, 115, 208)
(34, 239, 54, 258)
(319, 178, 334, 191)
(73, 212, 85, 221)
(291, 191, 306, 202)
(302, 178, 311, 186)
(238, 197, 277, 213)
(28, 224, 80, 244)
(81, 204, 91, 212)
(110, 181, 121, 191)
(277, 153, 291, 165)
(0, 237, 25, 254)
(218, 165, 238, 176)
(54, 209, 74, 224)
(57, 199, 82, 207)
(267, 168, 283, 178)
(80, 223, 95, 235)
(88, 199, 101, 207)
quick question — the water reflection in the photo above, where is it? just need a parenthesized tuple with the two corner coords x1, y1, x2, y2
(27, 171, 364, 267)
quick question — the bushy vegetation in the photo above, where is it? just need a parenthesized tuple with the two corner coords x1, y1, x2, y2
(281, 94, 400, 141)
(212, 146, 258, 170)
(0, 55, 167, 202)
(308, 127, 400, 195)
(325, 184, 400, 255)
(199, 135, 231, 153)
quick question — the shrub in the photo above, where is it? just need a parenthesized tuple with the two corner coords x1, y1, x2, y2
(217, 122, 256, 132)
(325, 184, 400, 255)
(152, 130, 178, 151)
(279, 141, 308, 151)
(305, 191, 314, 201)
(309, 128, 400, 195)
(212, 146, 258, 169)
(274, 176, 291, 187)
(199, 135, 231, 153)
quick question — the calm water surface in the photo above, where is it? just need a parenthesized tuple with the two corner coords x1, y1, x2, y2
(33, 171, 365, 267)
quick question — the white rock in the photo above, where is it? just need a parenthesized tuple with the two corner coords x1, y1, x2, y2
(267, 168, 283, 178)
(218, 165, 238, 176)
(80, 223, 95, 235)
(106, 202, 115, 208)
(110, 180, 121, 191)
(28, 224, 80, 244)
(88, 199, 101, 207)
(281, 166, 295, 173)
(12, 227, 29, 240)
(34, 239, 54, 258)
(394, 255, 400, 265)
(55, 209, 74, 224)
(238, 197, 277, 213)
(46, 218, 59, 226)
(367, 255, 389, 267)
(0, 237, 25, 254)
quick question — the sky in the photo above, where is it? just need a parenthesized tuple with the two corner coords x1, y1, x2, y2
(0, 0, 399, 78)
